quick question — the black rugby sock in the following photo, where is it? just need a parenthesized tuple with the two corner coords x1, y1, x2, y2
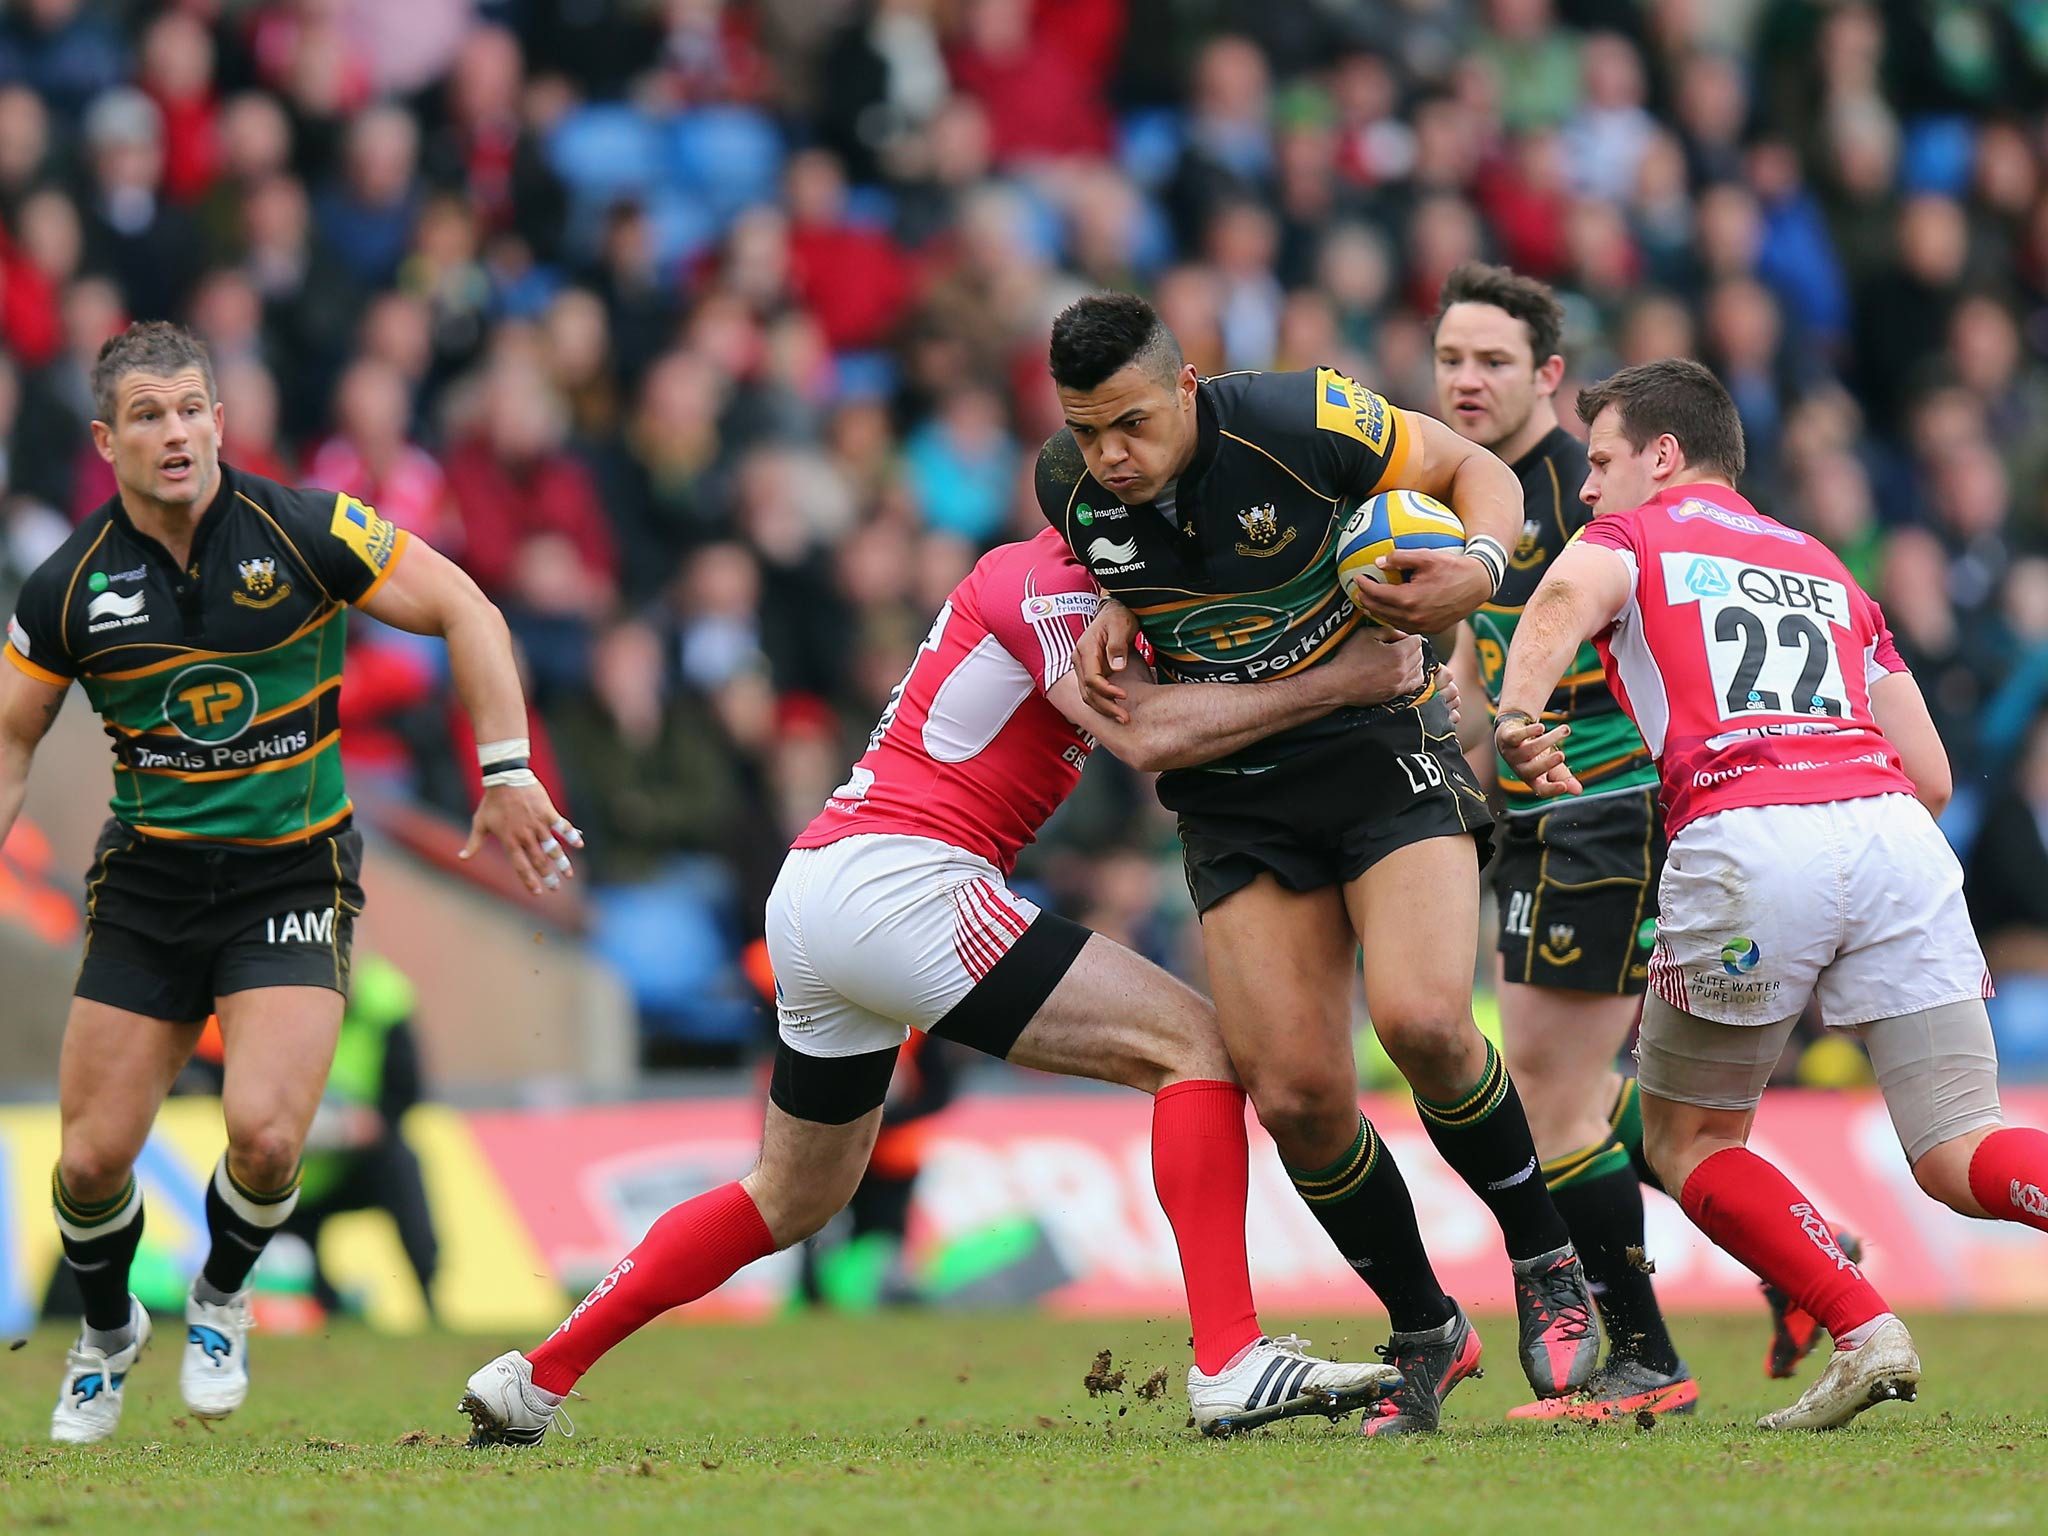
(1544, 1137, 1680, 1373)
(1608, 1075, 1664, 1193)
(53, 1168, 145, 1335)
(1414, 1043, 1572, 1261)
(201, 1154, 301, 1295)
(1285, 1113, 1455, 1335)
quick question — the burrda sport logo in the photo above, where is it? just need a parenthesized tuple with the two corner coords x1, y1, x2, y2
(1086, 536, 1144, 575)
(1720, 937, 1762, 976)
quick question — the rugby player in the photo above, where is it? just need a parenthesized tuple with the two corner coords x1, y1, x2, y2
(461, 528, 1438, 1444)
(0, 322, 578, 1444)
(1497, 358, 2048, 1430)
(1432, 263, 1691, 1419)
(1047, 292, 1597, 1433)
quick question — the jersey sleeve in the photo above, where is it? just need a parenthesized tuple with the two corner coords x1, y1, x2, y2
(1855, 586, 1909, 683)
(272, 487, 412, 605)
(1303, 367, 1412, 500)
(4, 563, 76, 684)
(982, 547, 1101, 695)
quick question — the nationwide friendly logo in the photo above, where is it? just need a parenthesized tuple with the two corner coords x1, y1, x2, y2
(163, 663, 259, 744)
(232, 556, 291, 610)
(1721, 936, 1762, 975)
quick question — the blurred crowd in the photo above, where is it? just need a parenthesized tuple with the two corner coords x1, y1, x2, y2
(7, 0, 2048, 1064)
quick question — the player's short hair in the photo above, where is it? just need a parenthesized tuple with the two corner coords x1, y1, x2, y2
(1048, 292, 1184, 392)
(91, 321, 216, 425)
(1434, 262, 1565, 364)
(1575, 357, 1747, 482)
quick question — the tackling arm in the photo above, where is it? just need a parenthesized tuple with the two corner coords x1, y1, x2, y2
(1047, 625, 1427, 773)
(1494, 541, 1631, 797)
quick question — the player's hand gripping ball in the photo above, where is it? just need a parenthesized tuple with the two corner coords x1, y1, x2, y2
(1336, 490, 1466, 616)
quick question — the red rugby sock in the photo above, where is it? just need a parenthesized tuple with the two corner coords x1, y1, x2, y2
(527, 1182, 774, 1396)
(1153, 1079, 1262, 1374)
(1966, 1127, 2048, 1233)
(1679, 1147, 1888, 1341)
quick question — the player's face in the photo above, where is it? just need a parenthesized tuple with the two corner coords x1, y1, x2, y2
(1580, 405, 1666, 514)
(1433, 302, 1555, 450)
(95, 368, 224, 512)
(1057, 362, 1199, 505)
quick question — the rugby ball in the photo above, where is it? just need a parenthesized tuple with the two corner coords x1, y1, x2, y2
(1336, 489, 1465, 603)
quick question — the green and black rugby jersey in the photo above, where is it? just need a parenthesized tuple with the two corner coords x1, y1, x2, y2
(4, 462, 410, 845)
(1467, 426, 1654, 811)
(1035, 366, 1425, 781)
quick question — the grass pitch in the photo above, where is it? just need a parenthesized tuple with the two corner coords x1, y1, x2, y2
(3, 1311, 2045, 1534)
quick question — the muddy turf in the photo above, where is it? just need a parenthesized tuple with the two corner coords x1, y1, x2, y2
(3, 1312, 2044, 1534)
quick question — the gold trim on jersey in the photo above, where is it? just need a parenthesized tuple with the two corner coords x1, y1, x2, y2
(4, 642, 68, 686)
(128, 800, 354, 846)
(1218, 429, 1339, 504)
(239, 490, 335, 603)
(351, 526, 410, 608)
(57, 524, 114, 658)
(85, 603, 339, 677)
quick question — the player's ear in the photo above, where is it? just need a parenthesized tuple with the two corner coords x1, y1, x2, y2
(1179, 362, 1199, 402)
(90, 418, 116, 465)
(1534, 353, 1566, 397)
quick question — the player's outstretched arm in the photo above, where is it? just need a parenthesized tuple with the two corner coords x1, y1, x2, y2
(1049, 624, 1427, 773)
(1869, 671, 1953, 818)
(1349, 409, 1522, 636)
(0, 662, 67, 847)
(1495, 540, 1630, 798)
(356, 538, 583, 894)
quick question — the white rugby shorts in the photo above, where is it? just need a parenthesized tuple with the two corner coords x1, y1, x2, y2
(766, 833, 1045, 1056)
(1646, 793, 1991, 1028)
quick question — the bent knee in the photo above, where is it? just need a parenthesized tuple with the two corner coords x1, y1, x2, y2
(57, 1143, 137, 1202)
(1248, 1077, 1360, 1158)
(741, 1167, 856, 1249)
(227, 1125, 305, 1191)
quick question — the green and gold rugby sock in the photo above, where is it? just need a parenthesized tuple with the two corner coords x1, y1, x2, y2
(1286, 1113, 1455, 1334)
(1415, 1042, 1572, 1261)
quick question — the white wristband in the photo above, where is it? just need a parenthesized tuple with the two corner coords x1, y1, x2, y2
(478, 737, 531, 768)
(1463, 536, 1507, 593)
(482, 766, 540, 789)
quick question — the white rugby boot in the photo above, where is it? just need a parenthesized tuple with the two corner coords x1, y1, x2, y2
(1758, 1316, 1921, 1431)
(1187, 1333, 1403, 1437)
(182, 1286, 256, 1419)
(51, 1296, 152, 1445)
(460, 1350, 575, 1446)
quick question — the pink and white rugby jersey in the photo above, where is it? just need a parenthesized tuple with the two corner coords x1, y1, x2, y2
(1576, 483, 1916, 836)
(792, 527, 1100, 875)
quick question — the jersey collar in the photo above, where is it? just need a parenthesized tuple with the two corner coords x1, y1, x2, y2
(108, 460, 236, 575)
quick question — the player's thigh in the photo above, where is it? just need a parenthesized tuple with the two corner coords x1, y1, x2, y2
(215, 985, 347, 1161)
(1497, 972, 1640, 1158)
(57, 997, 205, 1193)
(1856, 999, 2003, 1168)
(1636, 994, 1794, 1188)
(1004, 933, 1232, 1093)
(1200, 875, 1360, 1125)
